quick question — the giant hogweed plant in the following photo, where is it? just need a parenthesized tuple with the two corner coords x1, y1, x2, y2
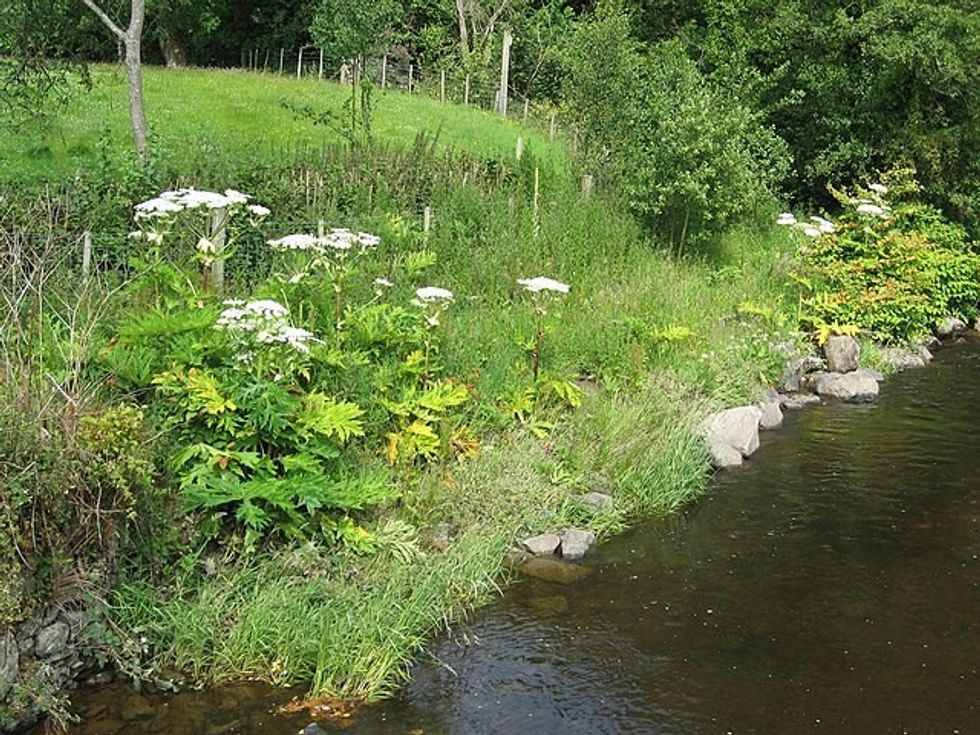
(779, 172, 980, 343)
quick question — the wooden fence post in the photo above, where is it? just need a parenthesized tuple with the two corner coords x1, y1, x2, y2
(82, 231, 92, 281)
(381, 55, 387, 89)
(516, 136, 525, 160)
(210, 207, 227, 295)
(264, 49, 270, 71)
(464, 75, 470, 106)
(440, 69, 446, 103)
(498, 29, 512, 116)
(279, 48, 284, 75)
(297, 47, 304, 79)
(318, 48, 324, 81)
(522, 98, 529, 123)
(408, 64, 414, 93)
(423, 206, 432, 233)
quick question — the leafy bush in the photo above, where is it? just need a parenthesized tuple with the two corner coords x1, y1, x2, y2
(561, 3, 789, 249)
(788, 174, 980, 341)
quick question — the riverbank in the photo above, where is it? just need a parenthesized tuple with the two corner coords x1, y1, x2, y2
(4, 67, 980, 732)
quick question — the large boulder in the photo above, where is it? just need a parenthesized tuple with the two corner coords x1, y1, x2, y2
(811, 369, 880, 402)
(823, 335, 860, 373)
(521, 533, 561, 556)
(559, 528, 596, 561)
(936, 316, 966, 339)
(758, 389, 784, 430)
(700, 406, 762, 460)
(881, 346, 927, 372)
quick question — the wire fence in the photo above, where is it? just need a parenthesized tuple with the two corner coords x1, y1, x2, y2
(238, 47, 564, 143)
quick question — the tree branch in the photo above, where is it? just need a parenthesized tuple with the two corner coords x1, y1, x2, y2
(78, 0, 125, 41)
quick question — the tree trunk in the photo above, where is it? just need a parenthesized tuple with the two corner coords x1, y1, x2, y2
(79, 0, 149, 163)
(455, 0, 470, 55)
(158, 28, 187, 68)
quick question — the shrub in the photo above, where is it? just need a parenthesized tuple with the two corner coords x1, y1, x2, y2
(787, 174, 980, 341)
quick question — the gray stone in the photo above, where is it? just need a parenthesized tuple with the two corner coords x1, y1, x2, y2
(780, 393, 822, 410)
(518, 557, 593, 585)
(708, 441, 743, 469)
(801, 355, 827, 373)
(758, 400, 783, 430)
(521, 533, 561, 556)
(936, 316, 966, 338)
(922, 335, 942, 351)
(778, 358, 802, 393)
(700, 406, 762, 458)
(300, 723, 326, 735)
(881, 347, 926, 372)
(572, 492, 614, 512)
(812, 370, 879, 402)
(912, 344, 933, 362)
(34, 621, 70, 659)
(503, 547, 531, 568)
(559, 528, 596, 560)
(0, 630, 18, 700)
(823, 335, 860, 373)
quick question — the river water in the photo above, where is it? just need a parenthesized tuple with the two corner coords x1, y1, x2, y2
(49, 341, 980, 735)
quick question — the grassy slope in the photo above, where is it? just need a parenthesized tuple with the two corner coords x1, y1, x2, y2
(3, 66, 800, 704)
(0, 65, 563, 181)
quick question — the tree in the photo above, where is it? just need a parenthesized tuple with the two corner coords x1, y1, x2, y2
(79, 0, 149, 162)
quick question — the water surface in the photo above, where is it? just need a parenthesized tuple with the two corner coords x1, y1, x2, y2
(53, 342, 980, 734)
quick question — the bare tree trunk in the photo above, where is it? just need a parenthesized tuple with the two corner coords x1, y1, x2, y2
(158, 28, 187, 68)
(79, 0, 149, 163)
(455, 0, 470, 54)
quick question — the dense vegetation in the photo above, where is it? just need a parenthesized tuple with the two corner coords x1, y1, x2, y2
(2, 0, 979, 726)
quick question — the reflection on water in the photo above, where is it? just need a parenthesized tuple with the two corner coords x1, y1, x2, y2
(51, 343, 980, 734)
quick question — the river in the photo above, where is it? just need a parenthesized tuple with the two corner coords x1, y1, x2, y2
(48, 340, 980, 734)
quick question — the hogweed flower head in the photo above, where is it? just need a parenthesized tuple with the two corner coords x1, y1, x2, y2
(518, 277, 570, 295)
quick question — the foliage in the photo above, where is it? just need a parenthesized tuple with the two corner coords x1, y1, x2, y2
(561, 3, 789, 249)
(310, 0, 400, 63)
(791, 174, 980, 342)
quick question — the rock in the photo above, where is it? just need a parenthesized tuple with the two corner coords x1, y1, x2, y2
(521, 533, 561, 556)
(503, 547, 530, 568)
(708, 441, 743, 468)
(973, 318, 980, 333)
(801, 355, 827, 373)
(300, 723, 326, 735)
(778, 358, 802, 393)
(780, 393, 822, 410)
(700, 406, 762, 458)
(935, 316, 966, 339)
(1, 630, 18, 700)
(881, 347, 926, 372)
(35, 621, 70, 660)
(823, 335, 860, 373)
(922, 335, 942, 351)
(571, 492, 614, 512)
(758, 399, 783, 430)
(811, 370, 879, 402)
(518, 557, 593, 585)
(559, 528, 596, 560)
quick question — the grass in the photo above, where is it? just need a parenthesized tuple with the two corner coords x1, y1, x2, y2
(0, 64, 566, 182)
(2, 65, 805, 708)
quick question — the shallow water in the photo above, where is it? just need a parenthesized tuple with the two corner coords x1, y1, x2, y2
(50, 341, 980, 734)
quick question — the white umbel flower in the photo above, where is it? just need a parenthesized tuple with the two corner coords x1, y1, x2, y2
(415, 286, 454, 302)
(517, 277, 570, 294)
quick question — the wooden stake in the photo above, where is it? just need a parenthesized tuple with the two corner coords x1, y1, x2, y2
(381, 55, 387, 88)
(523, 98, 529, 123)
(210, 207, 227, 295)
(82, 231, 92, 280)
(440, 69, 446, 103)
(423, 206, 432, 233)
(498, 29, 513, 116)
(464, 75, 470, 105)
(408, 64, 414, 93)
(516, 136, 525, 160)
(297, 47, 303, 79)
(279, 48, 285, 75)
(318, 48, 324, 81)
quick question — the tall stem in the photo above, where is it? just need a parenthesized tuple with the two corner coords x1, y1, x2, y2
(533, 308, 543, 381)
